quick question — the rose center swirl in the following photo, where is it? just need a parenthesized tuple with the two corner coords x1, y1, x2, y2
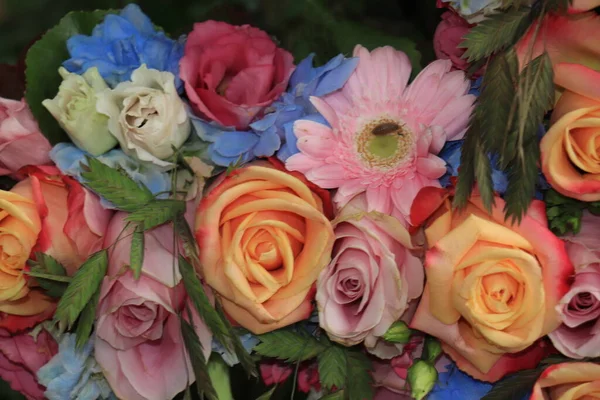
(356, 118, 414, 169)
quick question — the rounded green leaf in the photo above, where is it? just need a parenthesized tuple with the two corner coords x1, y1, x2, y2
(24, 10, 115, 145)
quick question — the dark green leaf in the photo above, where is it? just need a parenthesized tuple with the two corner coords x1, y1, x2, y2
(130, 226, 144, 280)
(75, 287, 100, 349)
(255, 386, 277, 400)
(24, 10, 115, 144)
(482, 368, 544, 400)
(318, 345, 346, 390)
(180, 317, 218, 400)
(126, 199, 186, 230)
(320, 391, 345, 400)
(255, 330, 327, 362)
(215, 302, 258, 377)
(81, 157, 154, 212)
(28, 253, 69, 298)
(460, 8, 530, 62)
(54, 250, 107, 330)
(345, 350, 373, 400)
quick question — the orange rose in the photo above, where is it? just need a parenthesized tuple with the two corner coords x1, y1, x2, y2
(0, 166, 112, 332)
(531, 362, 600, 400)
(541, 64, 600, 201)
(195, 160, 335, 334)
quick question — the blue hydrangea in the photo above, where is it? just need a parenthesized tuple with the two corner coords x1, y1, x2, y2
(37, 335, 116, 400)
(427, 362, 492, 400)
(195, 53, 358, 167)
(50, 143, 170, 208)
(63, 4, 185, 90)
(212, 333, 260, 367)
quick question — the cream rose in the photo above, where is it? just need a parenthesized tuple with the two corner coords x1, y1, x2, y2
(96, 64, 191, 168)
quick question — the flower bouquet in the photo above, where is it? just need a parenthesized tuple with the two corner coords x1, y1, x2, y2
(0, 0, 599, 399)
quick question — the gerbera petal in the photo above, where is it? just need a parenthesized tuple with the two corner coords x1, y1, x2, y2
(417, 154, 447, 179)
(305, 163, 347, 188)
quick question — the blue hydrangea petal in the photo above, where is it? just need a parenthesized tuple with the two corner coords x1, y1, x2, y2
(119, 4, 155, 34)
(95, 14, 140, 39)
(212, 131, 260, 158)
(254, 129, 281, 157)
(313, 56, 359, 97)
(289, 53, 317, 89)
(428, 362, 492, 400)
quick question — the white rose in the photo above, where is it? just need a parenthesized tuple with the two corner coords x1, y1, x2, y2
(43, 67, 116, 156)
(96, 64, 191, 168)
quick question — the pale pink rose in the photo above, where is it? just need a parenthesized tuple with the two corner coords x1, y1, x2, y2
(0, 98, 51, 176)
(0, 328, 57, 400)
(549, 212, 600, 359)
(316, 194, 424, 355)
(260, 362, 292, 386)
(180, 21, 294, 129)
(95, 211, 212, 400)
(434, 12, 480, 74)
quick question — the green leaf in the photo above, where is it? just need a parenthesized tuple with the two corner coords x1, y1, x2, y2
(255, 330, 327, 362)
(178, 255, 257, 378)
(320, 391, 345, 400)
(460, 8, 530, 62)
(74, 287, 100, 349)
(130, 226, 144, 280)
(24, 10, 115, 144)
(174, 215, 201, 266)
(81, 157, 154, 212)
(318, 345, 346, 390)
(482, 368, 544, 400)
(345, 350, 374, 400)
(215, 302, 258, 377)
(54, 250, 108, 330)
(255, 386, 277, 400)
(126, 199, 186, 230)
(28, 253, 69, 298)
(180, 317, 218, 400)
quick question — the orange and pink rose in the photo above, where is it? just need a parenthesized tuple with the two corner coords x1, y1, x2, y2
(530, 362, 600, 400)
(195, 159, 335, 334)
(409, 187, 573, 382)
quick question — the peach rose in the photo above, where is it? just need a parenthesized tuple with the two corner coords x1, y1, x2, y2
(195, 159, 335, 334)
(0, 166, 112, 332)
(540, 64, 600, 201)
(409, 187, 573, 382)
(530, 362, 600, 400)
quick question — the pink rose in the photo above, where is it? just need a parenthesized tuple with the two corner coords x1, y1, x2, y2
(180, 21, 294, 129)
(259, 362, 292, 386)
(549, 212, 600, 359)
(95, 211, 213, 400)
(433, 12, 479, 74)
(0, 328, 57, 400)
(316, 194, 424, 356)
(0, 98, 51, 176)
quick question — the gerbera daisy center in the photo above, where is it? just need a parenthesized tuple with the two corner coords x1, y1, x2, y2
(356, 118, 413, 169)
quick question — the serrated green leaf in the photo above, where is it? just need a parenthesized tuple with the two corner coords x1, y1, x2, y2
(24, 10, 115, 144)
(215, 302, 258, 377)
(28, 253, 69, 298)
(130, 226, 144, 280)
(255, 386, 277, 400)
(255, 330, 327, 362)
(318, 345, 346, 390)
(345, 351, 373, 400)
(54, 250, 107, 330)
(126, 199, 186, 230)
(460, 8, 530, 62)
(81, 157, 154, 212)
(178, 255, 257, 378)
(482, 367, 544, 400)
(320, 391, 345, 400)
(180, 317, 218, 400)
(75, 287, 100, 349)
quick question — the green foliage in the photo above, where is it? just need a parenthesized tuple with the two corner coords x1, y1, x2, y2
(125, 199, 186, 230)
(460, 8, 530, 62)
(24, 10, 115, 144)
(318, 345, 346, 390)
(75, 287, 101, 349)
(180, 316, 218, 400)
(254, 330, 327, 362)
(130, 226, 144, 280)
(81, 157, 154, 212)
(255, 386, 277, 400)
(54, 250, 107, 331)
(28, 253, 69, 298)
(344, 351, 374, 400)
(544, 189, 600, 235)
(482, 368, 544, 400)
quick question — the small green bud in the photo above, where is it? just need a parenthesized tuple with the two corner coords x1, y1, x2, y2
(422, 336, 442, 363)
(207, 354, 233, 400)
(407, 359, 438, 400)
(381, 321, 412, 344)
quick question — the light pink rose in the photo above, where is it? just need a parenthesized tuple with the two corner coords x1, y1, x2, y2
(259, 362, 292, 386)
(549, 212, 600, 359)
(316, 194, 424, 356)
(0, 328, 57, 400)
(433, 12, 478, 74)
(95, 211, 212, 400)
(0, 98, 51, 176)
(180, 21, 295, 129)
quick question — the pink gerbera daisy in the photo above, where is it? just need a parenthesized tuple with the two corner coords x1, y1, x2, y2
(285, 45, 475, 223)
